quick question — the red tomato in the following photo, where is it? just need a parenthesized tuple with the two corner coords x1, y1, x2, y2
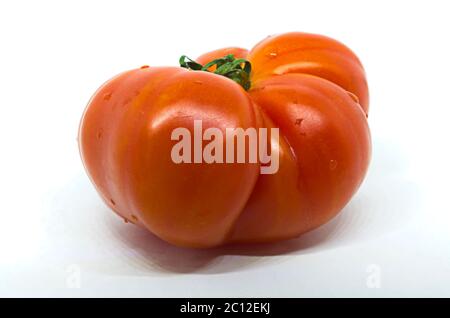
(79, 32, 371, 248)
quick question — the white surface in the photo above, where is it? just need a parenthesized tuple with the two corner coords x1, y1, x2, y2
(1, 0, 450, 297)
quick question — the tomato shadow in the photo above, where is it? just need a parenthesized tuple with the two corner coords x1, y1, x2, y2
(99, 136, 421, 274)
(51, 136, 420, 275)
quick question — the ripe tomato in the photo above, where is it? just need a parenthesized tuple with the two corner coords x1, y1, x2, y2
(79, 32, 371, 248)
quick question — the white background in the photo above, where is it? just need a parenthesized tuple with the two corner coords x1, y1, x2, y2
(1, 0, 449, 297)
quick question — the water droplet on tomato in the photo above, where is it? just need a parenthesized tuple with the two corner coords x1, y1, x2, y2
(130, 215, 138, 223)
(140, 65, 149, 69)
(103, 92, 112, 101)
(347, 91, 359, 104)
(294, 118, 303, 126)
(294, 118, 306, 136)
(110, 199, 116, 206)
(96, 128, 103, 139)
(263, 46, 279, 59)
(329, 159, 338, 170)
(194, 80, 203, 85)
(266, 47, 279, 58)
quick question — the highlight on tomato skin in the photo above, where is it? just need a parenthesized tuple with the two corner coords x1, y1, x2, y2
(229, 73, 371, 244)
(247, 32, 370, 115)
(78, 32, 371, 248)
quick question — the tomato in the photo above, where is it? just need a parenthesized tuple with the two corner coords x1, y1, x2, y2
(79, 32, 371, 248)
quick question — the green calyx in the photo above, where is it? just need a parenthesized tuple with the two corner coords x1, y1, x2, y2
(179, 54, 252, 90)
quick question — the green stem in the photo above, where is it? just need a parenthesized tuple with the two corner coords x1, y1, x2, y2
(179, 54, 252, 90)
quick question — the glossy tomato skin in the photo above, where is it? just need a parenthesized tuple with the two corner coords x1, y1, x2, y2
(191, 33, 371, 243)
(200, 33, 369, 115)
(80, 32, 371, 248)
(229, 74, 371, 243)
(248, 32, 369, 115)
(79, 67, 261, 247)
